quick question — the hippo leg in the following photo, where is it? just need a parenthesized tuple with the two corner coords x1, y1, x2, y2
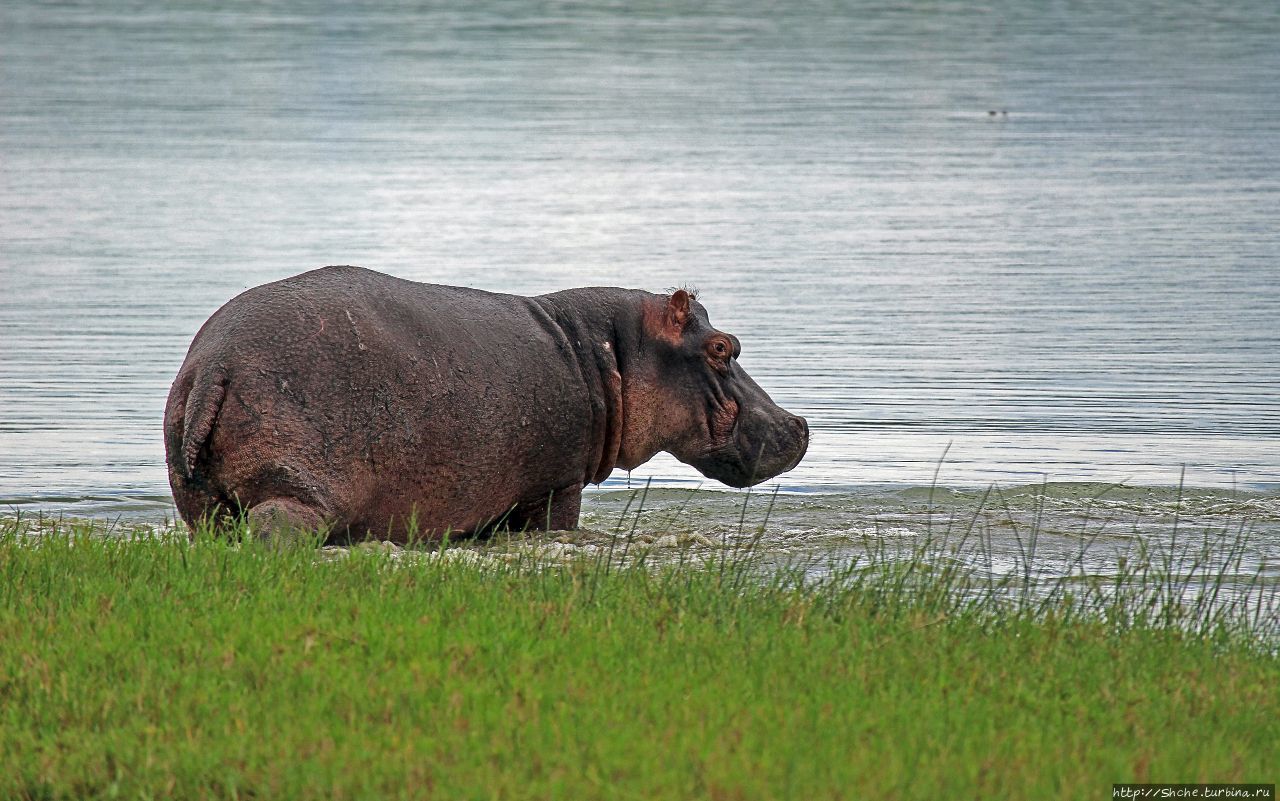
(246, 497, 329, 543)
(512, 484, 583, 532)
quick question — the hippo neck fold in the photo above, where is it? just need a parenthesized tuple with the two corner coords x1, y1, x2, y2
(532, 288, 645, 487)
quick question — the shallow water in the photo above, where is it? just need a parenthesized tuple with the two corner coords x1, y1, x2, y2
(578, 482, 1280, 582)
(2, 2, 1279, 525)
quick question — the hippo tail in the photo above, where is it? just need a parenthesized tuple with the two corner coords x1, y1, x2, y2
(165, 365, 228, 481)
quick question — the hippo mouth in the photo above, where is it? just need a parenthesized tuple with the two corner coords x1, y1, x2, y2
(684, 413, 809, 488)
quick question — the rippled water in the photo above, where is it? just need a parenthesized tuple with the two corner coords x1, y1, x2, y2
(2, 2, 1279, 525)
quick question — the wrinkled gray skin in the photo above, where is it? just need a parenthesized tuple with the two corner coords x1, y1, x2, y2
(165, 266, 808, 542)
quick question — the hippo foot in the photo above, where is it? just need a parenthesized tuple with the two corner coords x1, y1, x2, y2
(247, 497, 329, 545)
(510, 484, 583, 533)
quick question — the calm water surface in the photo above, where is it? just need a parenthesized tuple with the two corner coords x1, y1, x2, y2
(3, 2, 1279, 528)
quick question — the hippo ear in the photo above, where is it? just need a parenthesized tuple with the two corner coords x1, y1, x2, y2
(664, 289, 691, 333)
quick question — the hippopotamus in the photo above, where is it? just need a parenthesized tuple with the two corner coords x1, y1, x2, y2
(164, 265, 808, 541)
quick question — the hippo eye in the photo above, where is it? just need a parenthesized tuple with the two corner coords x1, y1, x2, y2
(706, 337, 732, 363)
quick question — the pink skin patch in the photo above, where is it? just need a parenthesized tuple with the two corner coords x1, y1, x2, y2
(710, 398, 739, 443)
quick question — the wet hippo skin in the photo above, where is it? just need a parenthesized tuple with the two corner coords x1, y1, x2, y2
(164, 266, 808, 542)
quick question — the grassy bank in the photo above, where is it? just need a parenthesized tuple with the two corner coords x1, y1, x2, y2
(1, 516, 1276, 800)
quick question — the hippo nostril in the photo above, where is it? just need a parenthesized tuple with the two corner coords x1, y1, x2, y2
(790, 415, 809, 438)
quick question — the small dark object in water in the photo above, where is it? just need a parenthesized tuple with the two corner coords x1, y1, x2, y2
(164, 266, 809, 541)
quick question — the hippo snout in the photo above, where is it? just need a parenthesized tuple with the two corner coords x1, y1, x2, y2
(736, 409, 808, 479)
(687, 406, 808, 489)
(784, 414, 809, 470)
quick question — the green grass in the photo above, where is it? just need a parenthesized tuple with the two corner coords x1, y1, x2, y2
(1, 515, 1276, 800)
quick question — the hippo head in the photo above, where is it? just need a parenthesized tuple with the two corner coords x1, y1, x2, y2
(618, 290, 809, 487)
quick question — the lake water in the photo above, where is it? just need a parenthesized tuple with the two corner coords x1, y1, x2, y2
(3, 1, 1279, 530)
